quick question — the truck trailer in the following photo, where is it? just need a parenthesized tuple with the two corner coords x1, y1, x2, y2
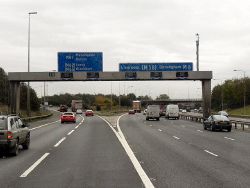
(132, 100, 141, 113)
(71, 100, 83, 112)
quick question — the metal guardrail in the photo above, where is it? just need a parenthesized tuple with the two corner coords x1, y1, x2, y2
(179, 113, 250, 131)
(22, 113, 53, 122)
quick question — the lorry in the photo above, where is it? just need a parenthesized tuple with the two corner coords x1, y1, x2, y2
(71, 100, 83, 112)
(132, 100, 141, 113)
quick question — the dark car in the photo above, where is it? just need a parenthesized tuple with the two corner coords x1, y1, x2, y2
(0, 115, 30, 156)
(203, 115, 232, 132)
(59, 105, 68, 112)
(128, 110, 135, 114)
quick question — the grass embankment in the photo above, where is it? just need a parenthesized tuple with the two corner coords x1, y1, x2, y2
(227, 105, 250, 117)
(0, 104, 51, 118)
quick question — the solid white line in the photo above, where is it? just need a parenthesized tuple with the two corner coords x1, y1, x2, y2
(54, 137, 66, 147)
(204, 150, 218, 157)
(224, 137, 235, 141)
(98, 115, 154, 188)
(67, 130, 75, 135)
(158, 129, 162, 132)
(197, 130, 203, 133)
(75, 115, 84, 129)
(20, 153, 50, 177)
(29, 120, 60, 131)
(173, 136, 180, 140)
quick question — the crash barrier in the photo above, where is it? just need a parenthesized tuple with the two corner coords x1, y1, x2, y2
(179, 113, 204, 123)
(22, 113, 53, 122)
(230, 120, 250, 131)
(179, 113, 249, 131)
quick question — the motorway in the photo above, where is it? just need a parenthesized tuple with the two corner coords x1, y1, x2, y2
(0, 112, 249, 188)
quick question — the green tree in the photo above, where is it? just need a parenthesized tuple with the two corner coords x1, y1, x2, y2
(0, 67, 9, 105)
(156, 94, 170, 100)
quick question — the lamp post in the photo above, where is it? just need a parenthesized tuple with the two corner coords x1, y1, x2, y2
(110, 82, 113, 111)
(196, 33, 199, 71)
(234, 70, 246, 115)
(27, 11, 37, 116)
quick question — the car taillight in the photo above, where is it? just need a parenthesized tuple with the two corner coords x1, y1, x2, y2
(7, 131, 13, 140)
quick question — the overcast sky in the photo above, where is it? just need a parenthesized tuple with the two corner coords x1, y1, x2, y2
(1, 0, 250, 99)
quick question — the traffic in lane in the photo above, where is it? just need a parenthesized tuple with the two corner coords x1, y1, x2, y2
(17, 115, 144, 188)
(0, 113, 84, 187)
(119, 113, 250, 188)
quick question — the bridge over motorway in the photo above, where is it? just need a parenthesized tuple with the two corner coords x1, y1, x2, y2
(7, 71, 212, 118)
(142, 99, 202, 106)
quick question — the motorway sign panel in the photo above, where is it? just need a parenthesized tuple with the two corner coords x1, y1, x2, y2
(58, 52, 103, 72)
(119, 62, 193, 72)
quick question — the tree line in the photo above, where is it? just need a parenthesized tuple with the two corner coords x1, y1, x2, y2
(45, 93, 155, 110)
(0, 67, 40, 112)
(45, 93, 170, 110)
(212, 78, 250, 110)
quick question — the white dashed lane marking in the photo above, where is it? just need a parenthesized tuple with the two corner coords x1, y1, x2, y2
(158, 129, 162, 132)
(197, 130, 203, 133)
(67, 130, 75, 135)
(173, 136, 180, 140)
(54, 137, 66, 147)
(20, 153, 50, 177)
(30, 120, 60, 131)
(204, 150, 218, 157)
(224, 137, 235, 141)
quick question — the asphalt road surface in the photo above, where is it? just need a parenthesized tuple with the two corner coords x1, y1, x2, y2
(119, 114, 250, 188)
(0, 113, 143, 188)
(0, 112, 249, 188)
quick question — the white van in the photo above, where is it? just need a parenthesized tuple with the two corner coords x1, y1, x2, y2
(166, 104, 179, 119)
(146, 105, 160, 121)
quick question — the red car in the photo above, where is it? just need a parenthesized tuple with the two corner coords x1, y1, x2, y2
(85, 110, 94, 116)
(61, 112, 76, 123)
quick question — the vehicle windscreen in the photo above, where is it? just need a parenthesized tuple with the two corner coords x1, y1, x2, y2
(0, 118, 7, 130)
(64, 113, 73, 115)
(147, 106, 159, 110)
(168, 105, 178, 110)
(213, 115, 229, 121)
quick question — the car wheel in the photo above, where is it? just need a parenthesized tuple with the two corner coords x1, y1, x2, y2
(22, 134, 30, 150)
(10, 139, 19, 156)
(157, 118, 160, 121)
(61, 121, 64, 124)
(211, 124, 216, 131)
(227, 127, 232, 132)
(146, 117, 149, 121)
(203, 124, 207, 130)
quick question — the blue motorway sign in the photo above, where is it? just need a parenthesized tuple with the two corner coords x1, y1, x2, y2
(119, 62, 193, 72)
(58, 52, 103, 72)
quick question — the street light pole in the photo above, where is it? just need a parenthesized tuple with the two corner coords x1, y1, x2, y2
(234, 70, 246, 115)
(110, 82, 112, 111)
(27, 11, 37, 116)
(196, 33, 199, 71)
